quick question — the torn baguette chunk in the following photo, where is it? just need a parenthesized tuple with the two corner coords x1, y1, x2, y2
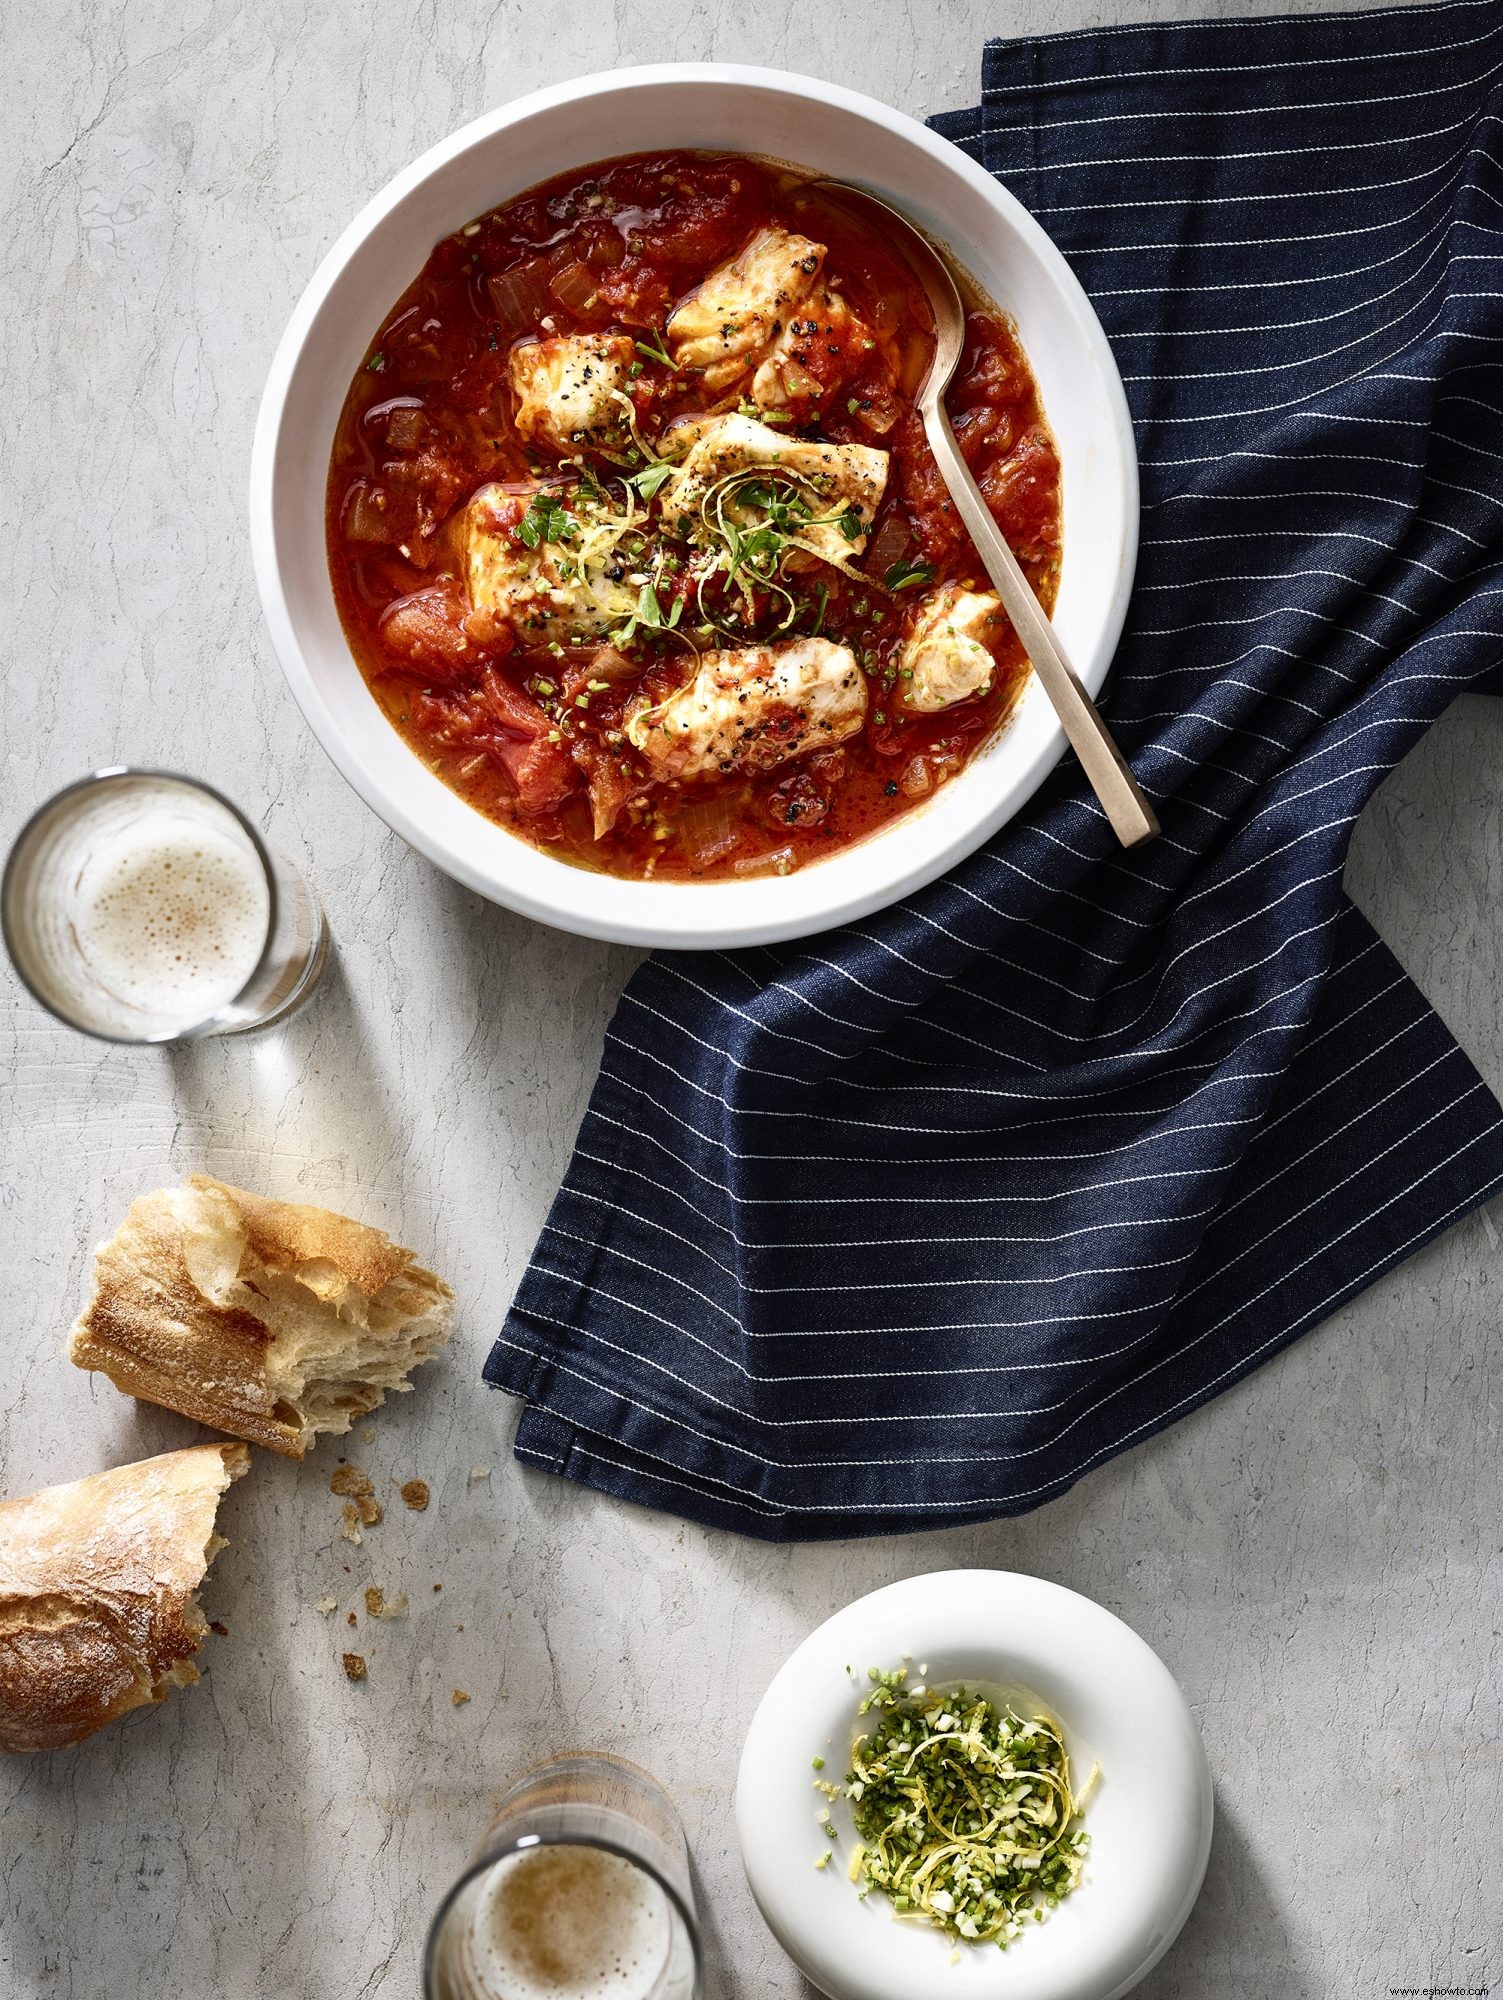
(68, 1176, 454, 1458)
(0, 1444, 248, 1754)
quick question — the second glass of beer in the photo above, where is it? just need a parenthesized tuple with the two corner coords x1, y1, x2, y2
(424, 1754, 702, 2000)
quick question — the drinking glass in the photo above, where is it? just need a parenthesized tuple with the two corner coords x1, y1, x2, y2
(2, 768, 328, 1042)
(424, 1753, 703, 2000)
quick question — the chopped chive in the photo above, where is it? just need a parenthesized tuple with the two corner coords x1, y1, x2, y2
(633, 329, 678, 370)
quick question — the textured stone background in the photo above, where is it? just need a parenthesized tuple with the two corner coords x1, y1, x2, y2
(1, 2, 1498, 1995)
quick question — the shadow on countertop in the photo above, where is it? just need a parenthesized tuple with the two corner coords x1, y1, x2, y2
(1133, 1797, 1300, 2000)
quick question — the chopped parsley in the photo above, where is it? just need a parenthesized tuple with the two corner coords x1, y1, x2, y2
(629, 460, 677, 501)
(517, 492, 578, 549)
(613, 582, 683, 645)
(884, 557, 936, 592)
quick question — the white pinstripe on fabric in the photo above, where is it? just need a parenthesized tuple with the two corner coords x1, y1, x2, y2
(502, 1130, 1503, 1481)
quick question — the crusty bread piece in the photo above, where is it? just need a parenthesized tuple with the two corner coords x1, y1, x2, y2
(68, 1176, 454, 1458)
(0, 1443, 248, 1754)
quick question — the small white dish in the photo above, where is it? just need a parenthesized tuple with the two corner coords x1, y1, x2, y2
(250, 64, 1138, 948)
(736, 1570, 1212, 2000)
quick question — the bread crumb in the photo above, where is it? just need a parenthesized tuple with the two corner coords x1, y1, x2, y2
(451, 1689, 471, 1707)
(342, 1653, 366, 1682)
(360, 1426, 376, 1444)
(468, 1466, 491, 1483)
(366, 1587, 409, 1620)
(331, 1468, 382, 1527)
(315, 1596, 339, 1616)
(339, 1502, 363, 1545)
(433, 1582, 443, 1593)
(400, 1479, 430, 1512)
(347, 1611, 357, 1627)
(209, 1620, 229, 1637)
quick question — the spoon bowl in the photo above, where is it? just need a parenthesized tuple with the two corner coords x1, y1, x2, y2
(815, 181, 1159, 849)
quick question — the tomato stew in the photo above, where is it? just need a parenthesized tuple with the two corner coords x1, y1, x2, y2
(326, 151, 1061, 882)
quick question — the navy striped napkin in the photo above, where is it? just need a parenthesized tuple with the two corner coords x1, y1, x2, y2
(485, 0, 1503, 1539)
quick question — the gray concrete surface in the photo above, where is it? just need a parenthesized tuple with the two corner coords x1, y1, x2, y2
(2, 2, 1498, 1996)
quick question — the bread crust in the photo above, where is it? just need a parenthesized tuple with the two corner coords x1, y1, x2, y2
(0, 1443, 248, 1754)
(68, 1176, 453, 1457)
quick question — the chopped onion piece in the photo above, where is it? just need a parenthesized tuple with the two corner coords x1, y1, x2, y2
(572, 740, 638, 841)
(900, 755, 932, 799)
(675, 793, 743, 869)
(344, 482, 396, 543)
(863, 511, 912, 581)
(585, 644, 639, 684)
(383, 404, 429, 449)
(733, 846, 796, 879)
(550, 261, 601, 314)
(487, 261, 554, 330)
(854, 386, 900, 436)
(584, 225, 625, 269)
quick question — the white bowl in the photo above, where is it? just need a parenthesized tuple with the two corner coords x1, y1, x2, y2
(737, 1571, 1212, 2000)
(251, 66, 1138, 948)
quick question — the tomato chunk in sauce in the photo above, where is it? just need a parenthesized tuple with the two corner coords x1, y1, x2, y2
(326, 151, 1062, 882)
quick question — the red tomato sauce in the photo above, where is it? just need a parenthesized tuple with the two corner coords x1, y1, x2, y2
(326, 151, 1062, 882)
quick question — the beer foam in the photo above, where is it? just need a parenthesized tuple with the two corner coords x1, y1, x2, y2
(68, 811, 270, 1034)
(463, 1845, 673, 2000)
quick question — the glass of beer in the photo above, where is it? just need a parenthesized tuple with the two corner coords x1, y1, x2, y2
(2, 768, 328, 1042)
(424, 1754, 703, 2000)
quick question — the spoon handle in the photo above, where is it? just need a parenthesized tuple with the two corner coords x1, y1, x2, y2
(924, 406, 1160, 849)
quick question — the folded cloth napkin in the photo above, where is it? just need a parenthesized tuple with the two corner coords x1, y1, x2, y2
(486, 0, 1503, 1538)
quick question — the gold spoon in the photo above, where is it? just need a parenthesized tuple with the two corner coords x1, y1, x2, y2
(815, 182, 1160, 849)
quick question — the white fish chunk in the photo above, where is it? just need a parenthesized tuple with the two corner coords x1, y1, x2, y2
(664, 413, 889, 562)
(752, 288, 871, 417)
(625, 637, 867, 782)
(666, 227, 825, 391)
(464, 483, 637, 646)
(899, 583, 1006, 712)
(508, 333, 635, 455)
